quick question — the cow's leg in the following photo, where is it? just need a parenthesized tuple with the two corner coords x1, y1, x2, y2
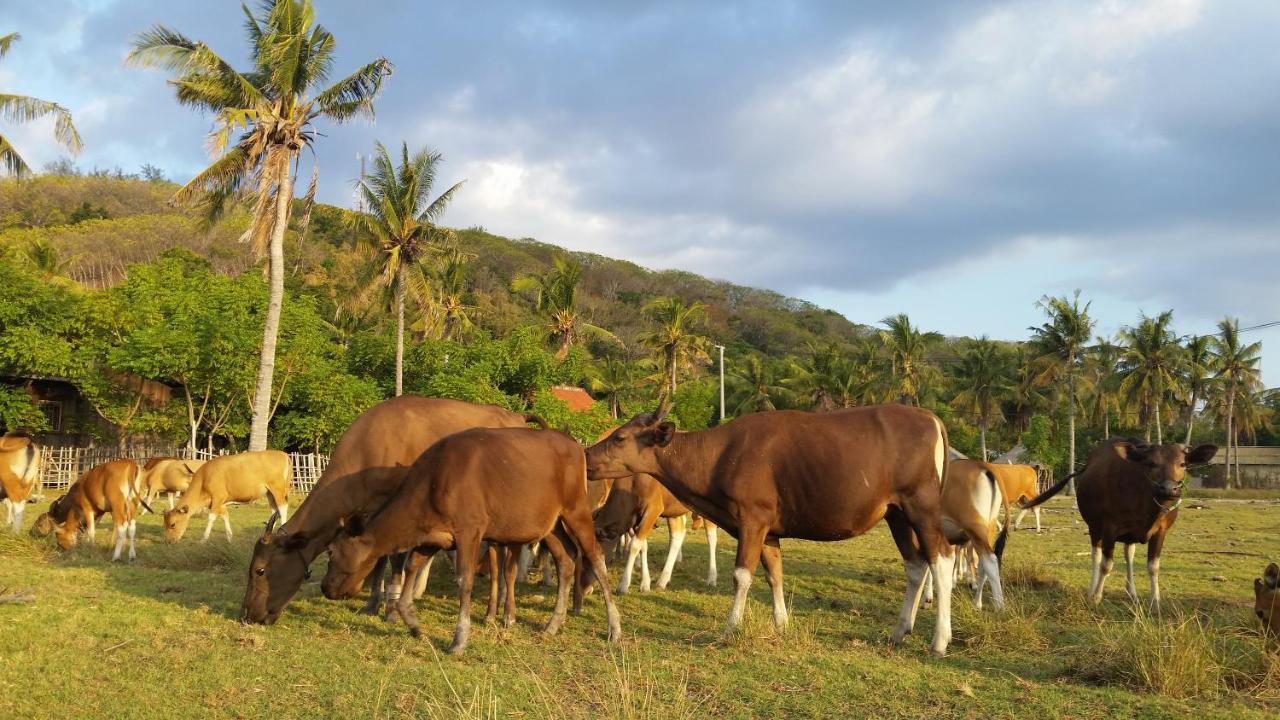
(725, 523, 767, 637)
(167, 493, 175, 511)
(110, 514, 126, 562)
(886, 508, 927, 646)
(501, 545, 519, 628)
(1034, 506, 1042, 532)
(976, 548, 1004, 611)
(541, 532, 574, 635)
(84, 512, 96, 543)
(8, 499, 24, 533)
(276, 503, 288, 525)
(1091, 540, 1115, 605)
(361, 555, 389, 615)
(1014, 507, 1027, 531)
(221, 511, 233, 541)
(705, 521, 718, 587)
(618, 531, 644, 594)
(484, 544, 500, 624)
(383, 552, 407, 620)
(127, 518, 138, 562)
(1147, 532, 1167, 615)
(657, 514, 688, 590)
(760, 538, 788, 629)
(395, 549, 437, 637)
(538, 544, 554, 588)
(449, 532, 481, 655)
(560, 507, 622, 643)
(1123, 543, 1138, 602)
(516, 544, 533, 584)
(412, 553, 435, 600)
(637, 537, 652, 591)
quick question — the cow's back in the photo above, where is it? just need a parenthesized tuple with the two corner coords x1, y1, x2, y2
(202, 450, 289, 501)
(988, 464, 1038, 503)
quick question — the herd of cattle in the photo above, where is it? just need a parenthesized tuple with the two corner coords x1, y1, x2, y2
(1, 396, 1277, 656)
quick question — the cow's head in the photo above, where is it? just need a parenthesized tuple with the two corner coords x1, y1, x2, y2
(1113, 441, 1217, 501)
(321, 516, 380, 600)
(1256, 563, 1280, 636)
(591, 476, 642, 543)
(240, 514, 314, 625)
(585, 400, 675, 481)
(162, 506, 191, 542)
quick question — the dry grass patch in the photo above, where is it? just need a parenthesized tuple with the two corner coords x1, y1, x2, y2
(952, 596, 1049, 654)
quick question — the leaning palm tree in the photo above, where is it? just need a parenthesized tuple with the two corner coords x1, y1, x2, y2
(638, 297, 709, 397)
(352, 141, 464, 395)
(1116, 311, 1182, 443)
(878, 313, 942, 406)
(950, 337, 1015, 460)
(1028, 291, 1095, 492)
(128, 0, 393, 450)
(1180, 334, 1214, 445)
(513, 256, 617, 359)
(0, 32, 83, 177)
(1209, 317, 1263, 487)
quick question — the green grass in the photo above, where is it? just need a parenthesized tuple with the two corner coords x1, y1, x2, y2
(2, 497, 1277, 719)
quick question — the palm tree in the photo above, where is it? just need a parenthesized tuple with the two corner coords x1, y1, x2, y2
(1116, 311, 1181, 443)
(1029, 291, 1095, 492)
(513, 256, 617, 359)
(1086, 336, 1123, 438)
(352, 141, 464, 395)
(1210, 318, 1263, 488)
(638, 297, 709, 397)
(1, 32, 82, 178)
(950, 337, 1015, 460)
(129, 0, 393, 450)
(588, 358, 642, 419)
(729, 355, 791, 415)
(786, 342, 851, 411)
(1181, 334, 1213, 445)
(431, 244, 476, 341)
(20, 239, 75, 282)
(878, 313, 942, 405)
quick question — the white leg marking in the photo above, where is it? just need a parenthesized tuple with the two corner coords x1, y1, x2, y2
(1124, 544, 1138, 601)
(769, 571, 788, 629)
(10, 501, 25, 533)
(1088, 546, 1103, 600)
(892, 559, 929, 644)
(618, 537, 642, 594)
(929, 551, 955, 656)
(222, 512, 233, 540)
(1034, 507, 1042, 532)
(202, 513, 216, 542)
(1014, 508, 1027, 530)
(657, 523, 687, 589)
(725, 567, 753, 635)
(921, 567, 935, 606)
(706, 525, 718, 587)
(127, 519, 138, 561)
(977, 551, 1005, 611)
(111, 522, 125, 561)
(1148, 557, 1162, 613)
(277, 504, 288, 525)
(638, 538, 652, 592)
(516, 545, 532, 583)
(413, 554, 434, 599)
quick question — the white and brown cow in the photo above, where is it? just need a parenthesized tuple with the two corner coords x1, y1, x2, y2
(30, 459, 142, 561)
(0, 431, 41, 532)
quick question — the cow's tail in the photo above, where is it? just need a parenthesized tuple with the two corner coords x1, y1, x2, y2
(981, 468, 1011, 566)
(124, 463, 151, 516)
(523, 413, 549, 430)
(1020, 467, 1085, 509)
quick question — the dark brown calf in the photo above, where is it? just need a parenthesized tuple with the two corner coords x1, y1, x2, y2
(1023, 439, 1216, 611)
(321, 427, 621, 655)
(1257, 563, 1279, 637)
(586, 402, 957, 656)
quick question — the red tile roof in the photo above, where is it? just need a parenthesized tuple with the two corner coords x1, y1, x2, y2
(551, 385, 595, 413)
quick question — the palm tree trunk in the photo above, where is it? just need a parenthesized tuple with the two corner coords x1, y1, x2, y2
(1184, 390, 1196, 445)
(1154, 400, 1162, 444)
(979, 418, 988, 461)
(395, 263, 405, 397)
(248, 152, 294, 452)
(1104, 405, 1110, 439)
(670, 352, 677, 397)
(1067, 355, 1077, 496)
(1225, 384, 1235, 489)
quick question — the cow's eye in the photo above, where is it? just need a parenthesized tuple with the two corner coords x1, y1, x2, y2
(256, 567, 266, 576)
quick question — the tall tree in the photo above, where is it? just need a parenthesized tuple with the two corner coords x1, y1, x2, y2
(1086, 336, 1122, 438)
(352, 141, 464, 395)
(1029, 291, 1095, 492)
(128, 0, 392, 450)
(588, 357, 641, 419)
(513, 256, 617, 359)
(1209, 317, 1262, 488)
(950, 337, 1015, 460)
(729, 354, 791, 415)
(0, 32, 82, 178)
(1116, 310, 1181, 443)
(1181, 334, 1213, 445)
(430, 243, 476, 341)
(639, 297, 709, 397)
(878, 313, 942, 406)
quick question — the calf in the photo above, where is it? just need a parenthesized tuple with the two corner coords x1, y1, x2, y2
(586, 401, 957, 656)
(1257, 563, 1279, 637)
(322, 427, 621, 655)
(987, 463, 1042, 531)
(0, 432, 40, 532)
(588, 473, 718, 593)
(30, 459, 142, 561)
(163, 450, 290, 542)
(139, 457, 205, 511)
(1023, 439, 1215, 611)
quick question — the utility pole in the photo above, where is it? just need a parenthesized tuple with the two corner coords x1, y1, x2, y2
(715, 343, 726, 423)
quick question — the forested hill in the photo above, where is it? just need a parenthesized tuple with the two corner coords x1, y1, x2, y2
(0, 173, 868, 358)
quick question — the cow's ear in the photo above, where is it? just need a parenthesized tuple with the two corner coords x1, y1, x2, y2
(343, 515, 366, 537)
(178, 506, 189, 514)
(281, 531, 309, 551)
(645, 422, 676, 448)
(1266, 563, 1280, 589)
(1114, 442, 1149, 463)
(1185, 444, 1218, 465)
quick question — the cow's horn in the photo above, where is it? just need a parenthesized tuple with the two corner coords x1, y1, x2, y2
(263, 513, 279, 537)
(654, 394, 673, 422)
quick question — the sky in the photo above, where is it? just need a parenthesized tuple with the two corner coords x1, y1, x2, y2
(3, 0, 1277, 383)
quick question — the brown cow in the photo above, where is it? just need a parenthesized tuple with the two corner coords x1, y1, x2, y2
(139, 457, 206, 511)
(1022, 439, 1216, 611)
(987, 463, 1042, 531)
(163, 450, 290, 542)
(1256, 563, 1279, 637)
(322, 427, 622, 655)
(588, 473, 719, 593)
(0, 432, 40, 532)
(30, 459, 141, 561)
(241, 396, 544, 625)
(586, 402, 957, 656)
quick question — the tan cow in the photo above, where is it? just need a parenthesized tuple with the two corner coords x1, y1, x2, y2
(987, 463, 1042, 531)
(30, 459, 142, 561)
(923, 459, 1009, 610)
(163, 450, 290, 542)
(139, 457, 206, 511)
(0, 432, 41, 532)
(1256, 563, 1279, 638)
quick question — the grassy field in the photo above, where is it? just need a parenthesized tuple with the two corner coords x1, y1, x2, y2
(2, 496, 1277, 719)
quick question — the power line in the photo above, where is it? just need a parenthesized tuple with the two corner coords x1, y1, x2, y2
(1240, 320, 1280, 333)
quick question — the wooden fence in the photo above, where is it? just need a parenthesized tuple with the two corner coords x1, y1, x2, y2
(33, 446, 329, 498)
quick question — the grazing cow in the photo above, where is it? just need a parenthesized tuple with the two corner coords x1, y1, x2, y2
(1256, 563, 1279, 637)
(923, 460, 1009, 610)
(586, 473, 719, 593)
(586, 401, 957, 656)
(240, 396, 543, 625)
(163, 450, 290, 542)
(139, 458, 205, 511)
(0, 432, 40, 532)
(987, 463, 1042, 531)
(30, 459, 142, 561)
(1022, 439, 1216, 611)
(322, 427, 622, 655)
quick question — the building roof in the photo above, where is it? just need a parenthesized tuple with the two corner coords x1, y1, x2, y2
(551, 386, 595, 413)
(1206, 446, 1280, 466)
